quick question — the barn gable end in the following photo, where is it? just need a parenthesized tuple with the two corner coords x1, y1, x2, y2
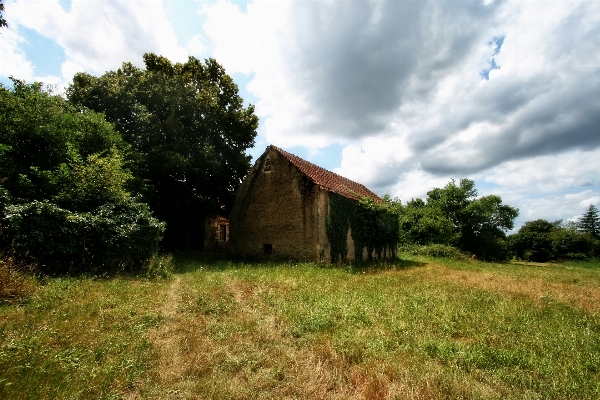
(228, 145, 397, 262)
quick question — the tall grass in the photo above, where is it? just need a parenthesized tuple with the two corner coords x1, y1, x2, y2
(1, 254, 599, 399)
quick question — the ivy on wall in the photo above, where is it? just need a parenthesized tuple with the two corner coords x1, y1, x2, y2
(326, 193, 399, 262)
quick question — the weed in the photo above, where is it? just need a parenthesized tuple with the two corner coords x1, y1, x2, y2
(0, 253, 37, 304)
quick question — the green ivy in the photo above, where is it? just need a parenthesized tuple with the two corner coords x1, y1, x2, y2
(326, 193, 398, 262)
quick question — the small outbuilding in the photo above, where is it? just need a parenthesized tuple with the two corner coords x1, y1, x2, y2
(204, 216, 229, 251)
(229, 145, 398, 262)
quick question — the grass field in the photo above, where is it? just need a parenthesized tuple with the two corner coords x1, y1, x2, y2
(1, 253, 599, 399)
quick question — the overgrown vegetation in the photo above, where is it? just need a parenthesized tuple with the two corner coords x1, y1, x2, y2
(0, 253, 36, 304)
(326, 193, 398, 262)
(1, 255, 599, 399)
(508, 208, 600, 262)
(392, 179, 518, 261)
(0, 79, 164, 274)
(1, 53, 258, 275)
(67, 54, 258, 250)
(399, 243, 471, 261)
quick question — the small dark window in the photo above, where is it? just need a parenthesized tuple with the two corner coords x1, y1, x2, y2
(219, 224, 227, 242)
(263, 244, 273, 255)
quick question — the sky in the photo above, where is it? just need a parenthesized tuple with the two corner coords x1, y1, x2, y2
(1, 0, 599, 231)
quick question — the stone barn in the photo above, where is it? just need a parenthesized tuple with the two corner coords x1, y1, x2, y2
(229, 145, 398, 262)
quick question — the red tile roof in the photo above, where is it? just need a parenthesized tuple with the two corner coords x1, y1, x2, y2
(269, 145, 382, 203)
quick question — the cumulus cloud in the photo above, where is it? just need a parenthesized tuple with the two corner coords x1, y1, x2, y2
(6, 0, 188, 77)
(0, 25, 35, 80)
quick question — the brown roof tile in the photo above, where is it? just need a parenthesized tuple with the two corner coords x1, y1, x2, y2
(269, 145, 382, 203)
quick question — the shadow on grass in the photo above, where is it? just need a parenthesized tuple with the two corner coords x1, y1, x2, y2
(172, 251, 427, 274)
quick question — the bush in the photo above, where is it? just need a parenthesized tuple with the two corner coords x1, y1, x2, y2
(399, 244, 470, 261)
(1, 199, 165, 274)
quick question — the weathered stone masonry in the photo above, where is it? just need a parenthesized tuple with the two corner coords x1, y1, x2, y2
(229, 145, 396, 262)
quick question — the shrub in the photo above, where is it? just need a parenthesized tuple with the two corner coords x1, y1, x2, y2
(399, 244, 470, 261)
(1, 199, 165, 274)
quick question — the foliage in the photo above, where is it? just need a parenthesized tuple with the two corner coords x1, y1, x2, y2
(398, 243, 470, 261)
(0, 79, 163, 273)
(0, 79, 130, 212)
(326, 193, 398, 262)
(67, 54, 259, 250)
(2, 199, 165, 274)
(509, 218, 600, 262)
(578, 204, 600, 238)
(396, 179, 518, 261)
(397, 198, 455, 245)
(508, 219, 556, 262)
(142, 253, 175, 279)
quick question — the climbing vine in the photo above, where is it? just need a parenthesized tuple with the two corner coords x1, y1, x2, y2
(326, 193, 399, 262)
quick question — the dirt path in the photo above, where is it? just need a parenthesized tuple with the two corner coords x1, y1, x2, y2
(129, 275, 190, 399)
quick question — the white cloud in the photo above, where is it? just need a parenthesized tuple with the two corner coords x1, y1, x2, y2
(186, 34, 208, 58)
(0, 26, 35, 80)
(7, 0, 188, 76)
(61, 60, 84, 82)
(196, 0, 600, 228)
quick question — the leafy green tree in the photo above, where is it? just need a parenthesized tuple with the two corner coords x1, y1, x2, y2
(67, 54, 259, 250)
(508, 219, 555, 262)
(426, 179, 518, 260)
(577, 204, 599, 238)
(549, 220, 595, 260)
(509, 218, 600, 262)
(0, 79, 130, 210)
(0, 79, 163, 273)
(397, 198, 455, 245)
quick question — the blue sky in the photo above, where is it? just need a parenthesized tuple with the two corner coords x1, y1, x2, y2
(2, 0, 600, 230)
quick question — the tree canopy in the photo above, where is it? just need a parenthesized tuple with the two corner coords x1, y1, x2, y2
(0, 78, 130, 211)
(0, 79, 164, 273)
(67, 54, 258, 250)
(508, 218, 599, 262)
(397, 179, 519, 261)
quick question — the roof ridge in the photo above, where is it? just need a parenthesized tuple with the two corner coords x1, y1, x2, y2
(268, 145, 382, 203)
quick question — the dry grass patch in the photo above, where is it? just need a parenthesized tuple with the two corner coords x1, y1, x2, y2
(0, 254, 36, 304)
(135, 261, 600, 399)
(412, 263, 600, 314)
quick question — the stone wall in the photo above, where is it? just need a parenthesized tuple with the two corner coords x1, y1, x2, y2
(204, 216, 229, 251)
(229, 147, 397, 262)
(229, 148, 330, 261)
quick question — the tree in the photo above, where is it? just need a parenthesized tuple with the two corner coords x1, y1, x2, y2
(67, 54, 259, 250)
(577, 204, 599, 238)
(508, 219, 555, 262)
(426, 179, 518, 260)
(0, 78, 130, 210)
(0, 0, 7, 31)
(397, 198, 456, 246)
(509, 218, 599, 262)
(0, 79, 164, 273)
(549, 220, 595, 260)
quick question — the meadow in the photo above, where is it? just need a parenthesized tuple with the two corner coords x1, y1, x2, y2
(1, 253, 599, 399)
